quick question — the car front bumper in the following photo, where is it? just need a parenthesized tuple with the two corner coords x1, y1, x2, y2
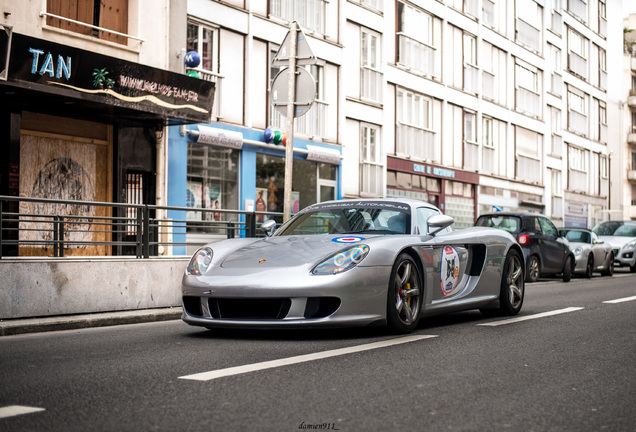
(181, 265, 392, 329)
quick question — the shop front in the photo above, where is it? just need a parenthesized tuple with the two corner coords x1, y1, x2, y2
(0, 31, 214, 257)
(386, 157, 479, 228)
(168, 124, 341, 254)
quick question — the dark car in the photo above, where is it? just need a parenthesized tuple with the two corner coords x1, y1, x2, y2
(475, 212, 574, 282)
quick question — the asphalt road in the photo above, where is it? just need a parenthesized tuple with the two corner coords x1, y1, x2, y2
(1, 271, 635, 432)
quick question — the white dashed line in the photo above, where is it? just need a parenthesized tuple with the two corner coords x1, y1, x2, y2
(179, 334, 437, 381)
(478, 307, 585, 327)
(603, 295, 636, 304)
(0, 405, 45, 419)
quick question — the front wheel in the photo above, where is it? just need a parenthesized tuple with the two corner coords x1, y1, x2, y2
(386, 253, 422, 334)
(499, 250, 525, 315)
(562, 256, 572, 282)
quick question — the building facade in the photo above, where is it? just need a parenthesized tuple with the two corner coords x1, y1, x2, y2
(1, 0, 214, 257)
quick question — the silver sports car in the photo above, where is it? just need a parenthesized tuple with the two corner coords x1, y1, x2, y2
(182, 199, 525, 333)
(560, 228, 614, 278)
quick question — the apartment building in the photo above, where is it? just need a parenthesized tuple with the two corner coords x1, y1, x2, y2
(618, 13, 636, 220)
(169, 0, 618, 240)
(343, 0, 616, 229)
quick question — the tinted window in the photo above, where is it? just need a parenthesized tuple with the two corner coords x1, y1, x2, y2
(593, 221, 623, 236)
(614, 224, 636, 237)
(538, 217, 558, 237)
(475, 215, 521, 233)
(565, 230, 591, 243)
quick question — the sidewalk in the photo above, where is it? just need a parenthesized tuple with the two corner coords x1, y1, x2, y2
(0, 307, 183, 336)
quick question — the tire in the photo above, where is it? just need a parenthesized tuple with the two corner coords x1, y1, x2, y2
(498, 249, 525, 315)
(386, 253, 422, 334)
(526, 255, 540, 282)
(562, 256, 572, 282)
(584, 256, 594, 279)
(631, 262, 636, 273)
(600, 253, 614, 277)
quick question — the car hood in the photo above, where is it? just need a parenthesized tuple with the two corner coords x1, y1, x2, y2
(219, 234, 376, 269)
(598, 236, 636, 248)
(567, 241, 589, 250)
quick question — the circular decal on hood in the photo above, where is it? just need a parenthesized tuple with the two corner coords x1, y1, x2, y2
(332, 236, 365, 243)
(440, 245, 460, 297)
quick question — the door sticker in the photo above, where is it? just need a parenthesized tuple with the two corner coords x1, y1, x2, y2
(440, 245, 460, 297)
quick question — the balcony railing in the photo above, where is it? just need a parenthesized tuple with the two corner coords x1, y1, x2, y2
(516, 19, 541, 52)
(516, 155, 541, 183)
(482, 70, 495, 101)
(568, 0, 587, 22)
(397, 34, 438, 78)
(482, 146, 496, 174)
(568, 51, 588, 79)
(464, 141, 479, 171)
(464, 64, 478, 94)
(516, 87, 541, 118)
(361, 67, 383, 103)
(361, 163, 383, 196)
(0, 195, 281, 259)
(551, 72, 562, 95)
(568, 110, 588, 135)
(270, 0, 326, 34)
(568, 169, 588, 192)
(552, 196, 563, 218)
(186, 68, 223, 119)
(270, 100, 328, 138)
(551, 11, 563, 35)
(396, 123, 436, 161)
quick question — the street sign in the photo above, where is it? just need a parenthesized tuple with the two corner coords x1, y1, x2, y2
(272, 26, 317, 67)
(271, 67, 315, 118)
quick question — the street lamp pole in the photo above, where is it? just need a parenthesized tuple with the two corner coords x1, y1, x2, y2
(283, 21, 297, 222)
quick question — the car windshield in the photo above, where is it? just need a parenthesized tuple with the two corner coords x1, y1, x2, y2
(593, 222, 636, 237)
(275, 201, 411, 236)
(564, 230, 591, 243)
(475, 215, 521, 233)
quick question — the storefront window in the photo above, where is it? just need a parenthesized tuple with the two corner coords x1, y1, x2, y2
(186, 143, 239, 230)
(256, 154, 337, 219)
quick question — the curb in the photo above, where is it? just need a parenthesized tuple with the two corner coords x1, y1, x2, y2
(0, 308, 183, 336)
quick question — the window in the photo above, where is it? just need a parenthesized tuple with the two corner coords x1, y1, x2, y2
(397, 2, 439, 78)
(516, 0, 542, 52)
(568, 145, 588, 192)
(516, 126, 542, 183)
(551, 169, 563, 218)
(270, 0, 326, 34)
(361, 29, 382, 102)
(549, 43, 562, 95)
(567, 0, 587, 23)
(598, 0, 607, 36)
(567, 27, 588, 79)
(597, 99, 607, 143)
(567, 86, 588, 135)
(598, 46, 607, 89)
(187, 144, 239, 229)
(360, 124, 383, 196)
(550, 0, 563, 34)
(187, 21, 218, 73)
(551, 107, 563, 156)
(464, 111, 478, 171)
(463, 33, 478, 93)
(396, 88, 437, 161)
(482, 42, 506, 104)
(46, 0, 129, 44)
(515, 60, 541, 117)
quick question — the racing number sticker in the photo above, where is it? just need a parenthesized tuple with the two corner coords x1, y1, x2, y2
(440, 245, 460, 297)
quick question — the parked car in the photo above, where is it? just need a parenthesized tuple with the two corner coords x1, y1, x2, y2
(559, 228, 614, 278)
(182, 199, 525, 334)
(475, 212, 573, 282)
(592, 221, 636, 273)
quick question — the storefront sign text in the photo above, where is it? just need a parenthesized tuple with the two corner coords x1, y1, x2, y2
(196, 126, 243, 149)
(306, 145, 341, 165)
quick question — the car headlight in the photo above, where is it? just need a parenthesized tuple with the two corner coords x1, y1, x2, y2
(187, 247, 213, 275)
(623, 240, 636, 251)
(312, 245, 370, 275)
(573, 247, 582, 256)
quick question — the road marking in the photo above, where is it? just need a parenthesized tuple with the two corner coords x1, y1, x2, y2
(179, 334, 437, 381)
(603, 295, 636, 304)
(478, 307, 585, 327)
(0, 406, 45, 419)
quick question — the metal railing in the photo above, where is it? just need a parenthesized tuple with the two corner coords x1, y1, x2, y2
(0, 196, 282, 259)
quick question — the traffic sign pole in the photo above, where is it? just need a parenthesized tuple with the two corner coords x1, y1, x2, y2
(283, 21, 297, 222)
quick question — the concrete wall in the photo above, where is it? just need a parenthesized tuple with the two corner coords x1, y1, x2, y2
(0, 258, 189, 319)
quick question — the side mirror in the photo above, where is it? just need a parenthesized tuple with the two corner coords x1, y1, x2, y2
(260, 219, 277, 237)
(427, 214, 454, 236)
